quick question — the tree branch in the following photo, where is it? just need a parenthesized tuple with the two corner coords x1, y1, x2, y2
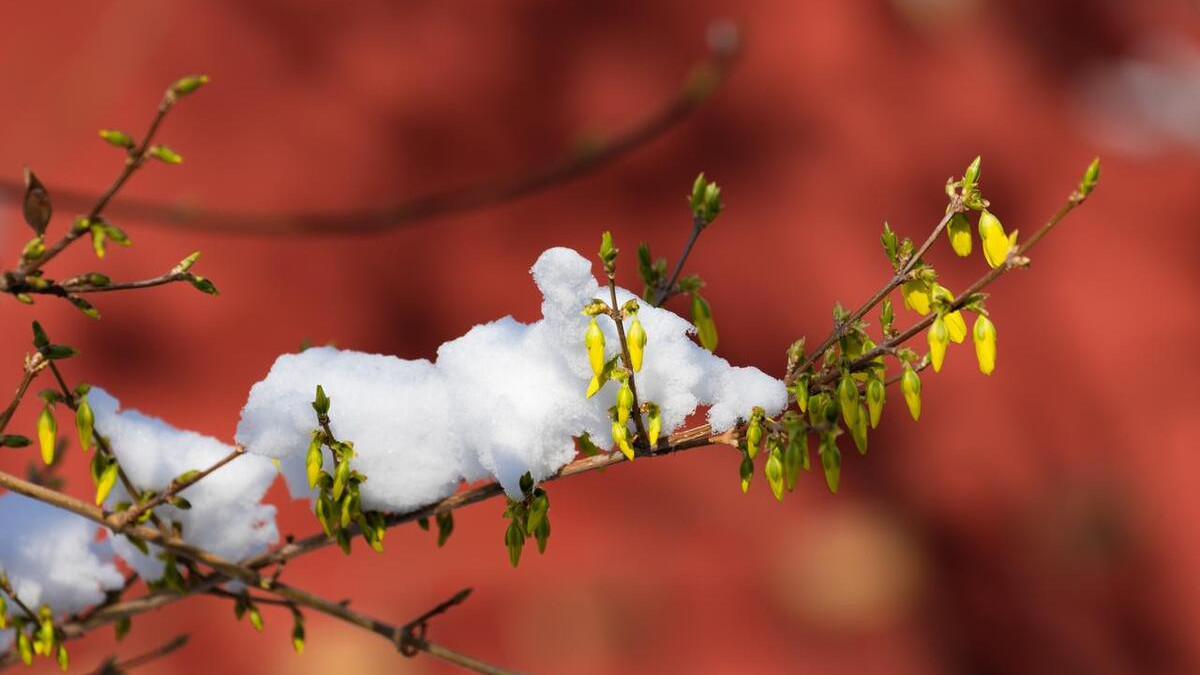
(0, 27, 739, 237)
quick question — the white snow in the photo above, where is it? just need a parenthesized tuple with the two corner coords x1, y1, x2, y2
(237, 247, 786, 510)
(0, 493, 123, 645)
(89, 388, 279, 580)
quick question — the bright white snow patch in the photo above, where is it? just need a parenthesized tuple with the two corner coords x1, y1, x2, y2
(89, 388, 279, 579)
(236, 247, 785, 510)
(0, 493, 123, 639)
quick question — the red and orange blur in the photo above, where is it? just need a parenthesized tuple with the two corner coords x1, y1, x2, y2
(0, 2, 1198, 673)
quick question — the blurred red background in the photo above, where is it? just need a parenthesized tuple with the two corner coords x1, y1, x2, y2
(1, 1, 1198, 673)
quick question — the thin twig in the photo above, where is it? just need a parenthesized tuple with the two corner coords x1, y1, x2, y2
(0, 575, 39, 623)
(817, 188, 1088, 386)
(84, 634, 189, 675)
(0, 29, 739, 237)
(112, 446, 245, 529)
(787, 206, 960, 385)
(607, 274, 649, 444)
(653, 214, 705, 307)
(0, 358, 42, 434)
(19, 90, 176, 276)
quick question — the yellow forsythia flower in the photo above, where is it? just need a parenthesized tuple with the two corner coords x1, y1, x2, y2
(931, 284, 967, 343)
(928, 314, 949, 372)
(978, 210, 1012, 269)
(901, 365, 922, 421)
(902, 279, 932, 315)
(585, 318, 605, 375)
(646, 404, 662, 447)
(973, 314, 997, 375)
(611, 420, 634, 460)
(627, 317, 647, 372)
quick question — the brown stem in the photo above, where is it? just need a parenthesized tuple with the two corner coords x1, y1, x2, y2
(607, 274, 649, 444)
(816, 189, 1087, 385)
(653, 214, 705, 307)
(787, 206, 959, 385)
(112, 447, 246, 529)
(84, 634, 189, 675)
(19, 92, 175, 276)
(0, 359, 41, 434)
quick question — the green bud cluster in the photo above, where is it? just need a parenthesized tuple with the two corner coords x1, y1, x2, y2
(501, 472, 551, 567)
(307, 385, 388, 554)
(3, 600, 68, 670)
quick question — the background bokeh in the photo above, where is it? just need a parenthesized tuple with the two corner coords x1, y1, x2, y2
(1, 1, 1198, 673)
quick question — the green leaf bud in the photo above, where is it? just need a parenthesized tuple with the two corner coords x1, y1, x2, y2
(76, 395, 94, 452)
(866, 376, 885, 429)
(850, 404, 868, 455)
(690, 293, 718, 351)
(1079, 157, 1101, 197)
(794, 374, 809, 413)
(739, 453, 754, 493)
(148, 145, 183, 164)
(837, 372, 859, 428)
(170, 74, 209, 96)
(98, 129, 135, 149)
(765, 446, 785, 501)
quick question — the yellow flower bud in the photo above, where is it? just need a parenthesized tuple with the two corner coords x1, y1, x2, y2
(585, 374, 602, 398)
(646, 404, 662, 447)
(37, 405, 56, 465)
(901, 365, 922, 421)
(585, 318, 605, 375)
(947, 212, 972, 257)
(837, 372, 859, 428)
(973, 314, 997, 375)
(766, 447, 785, 501)
(739, 454, 754, 493)
(978, 210, 1012, 269)
(627, 317, 647, 372)
(611, 420, 634, 461)
(616, 381, 634, 425)
(866, 377, 885, 429)
(902, 279, 933, 316)
(928, 314, 949, 372)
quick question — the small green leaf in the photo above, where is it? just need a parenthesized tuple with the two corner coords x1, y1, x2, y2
(98, 129, 135, 149)
(148, 145, 183, 164)
(170, 74, 210, 97)
(691, 292, 718, 351)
